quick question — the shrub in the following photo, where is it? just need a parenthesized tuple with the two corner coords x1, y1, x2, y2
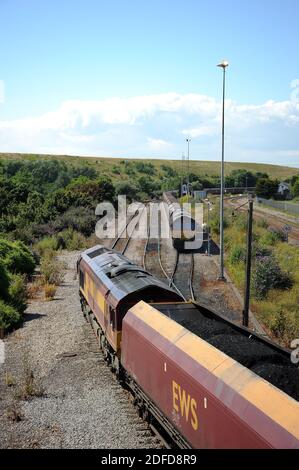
(161, 165, 177, 178)
(256, 218, 269, 229)
(0, 261, 10, 299)
(115, 181, 138, 202)
(56, 228, 87, 250)
(44, 283, 57, 300)
(0, 239, 36, 275)
(253, 245, 272, 258)
(40, 254, 65, 286)
(229, 245, 246, 264)
(261, 228, 286, 246)
(253, 255, 293, 300)
(35, 236, 59, 256)
(234, 214, 247, 230)
(271, 309, 297, 342)
(112, 165, 121, 174)
(0, 300, 20, 330)
(53, 206, 97, 237)
(8, 274, 27, 313)
(210, 215, 229, 235)
(135, 161, 156, 174)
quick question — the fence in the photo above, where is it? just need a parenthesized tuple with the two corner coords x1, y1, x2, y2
(256, 197, 299, 215)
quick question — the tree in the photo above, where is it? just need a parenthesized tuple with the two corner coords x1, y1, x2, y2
(161, 165, 177, 178)
(115, 181, 138, 202)
(228, 169, 257, 187)
(137, 175, 159, 196)
(256, 178, 278, 199)
(291, 176, 299, 198)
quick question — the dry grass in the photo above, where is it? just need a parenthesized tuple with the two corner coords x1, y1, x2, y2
(5, 372, 16, 387)
(26, 282, 42, 300)
(6, 403, 24, 422)
(16, 370, 44, 400)
(44, 283, 57, 301)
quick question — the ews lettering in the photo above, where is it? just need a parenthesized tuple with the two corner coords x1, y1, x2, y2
(172, 380, 198, 431)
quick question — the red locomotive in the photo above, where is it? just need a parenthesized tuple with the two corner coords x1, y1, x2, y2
(78, 245, 299, 448)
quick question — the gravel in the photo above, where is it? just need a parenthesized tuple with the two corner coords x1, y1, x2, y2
(0, 251, 160, 449)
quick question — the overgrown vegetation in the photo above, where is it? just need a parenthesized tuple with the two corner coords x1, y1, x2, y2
(0, 239, 36, 331)
(209, 202, 299, 345)
(0, 154, 298, 339)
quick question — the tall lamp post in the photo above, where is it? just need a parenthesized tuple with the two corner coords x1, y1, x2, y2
(186, 138, 191, 196)
(217, 59, 229, 281)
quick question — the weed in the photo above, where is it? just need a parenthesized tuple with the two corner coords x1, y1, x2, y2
(44, 283, 57, 300)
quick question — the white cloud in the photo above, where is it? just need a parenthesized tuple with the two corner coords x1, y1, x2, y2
(0, 92, 298, 166)
(147, 137, 174, 152)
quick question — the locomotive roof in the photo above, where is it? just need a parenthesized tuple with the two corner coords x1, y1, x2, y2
(80, 245, 182, 306)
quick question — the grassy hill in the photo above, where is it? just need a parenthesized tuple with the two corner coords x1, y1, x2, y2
(0, 152, 298, 180)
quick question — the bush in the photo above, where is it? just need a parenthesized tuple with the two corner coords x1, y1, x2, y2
(253, 255, 293, 300)
(161, 165, 177, 178)
(35, 236, 59, 256)
(234, 213, 248, 230)
(261, 228, 286, 246)
(0, 300, 20, 330)
(229, 245, 246, 264)
(56, 228, 87, 250)
(0, 261, 10, 299)
(253, 245, 272, 258)
(135, 161, 156, 174)
(210, 215, 229, 235)
(40, 254, 65, 286)
(256, 218, 269, 229)
(53, 206, 97, 237)
(271, 309, 297, 342)
(115, 181, 139, 202)
(0, 239, 36, 275)
(8, 274, 27, 313)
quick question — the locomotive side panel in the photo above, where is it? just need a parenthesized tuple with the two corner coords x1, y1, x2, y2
(121, 301, 299, 449)
(78, 257, 120, 351)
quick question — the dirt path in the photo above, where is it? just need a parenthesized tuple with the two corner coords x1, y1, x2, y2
(0, 251, 159, 449)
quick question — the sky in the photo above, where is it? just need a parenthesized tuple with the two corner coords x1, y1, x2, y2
(0, 0, 298, 167)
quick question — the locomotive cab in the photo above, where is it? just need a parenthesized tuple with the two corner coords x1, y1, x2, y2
(78, 245, 182, 356)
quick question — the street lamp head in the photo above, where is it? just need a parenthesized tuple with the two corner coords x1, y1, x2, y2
(186, 137, 191, 143)
(217, 59, 229, 68)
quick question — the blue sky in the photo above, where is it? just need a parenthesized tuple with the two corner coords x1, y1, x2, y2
(0, 0, 298, 167)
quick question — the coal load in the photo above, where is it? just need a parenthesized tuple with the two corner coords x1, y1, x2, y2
(170, 306, 298, 402)
(251, 364, 299, 401)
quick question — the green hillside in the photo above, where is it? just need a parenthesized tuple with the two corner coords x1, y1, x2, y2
(0, 152, 298, 180)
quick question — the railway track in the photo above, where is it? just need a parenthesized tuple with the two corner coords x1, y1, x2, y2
(226, 199, 299, 245)
(170, 252, 195, 302)
(111, 205, 147, 254)
(143, 202, 195, 301)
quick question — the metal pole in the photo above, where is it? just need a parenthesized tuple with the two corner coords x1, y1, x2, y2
(219, 66, 226, 280)
(207, 203, 211, 256)
(181, 153, 184, 196)
(243, 196, 253, 327)
(186, 138, 191, 196)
